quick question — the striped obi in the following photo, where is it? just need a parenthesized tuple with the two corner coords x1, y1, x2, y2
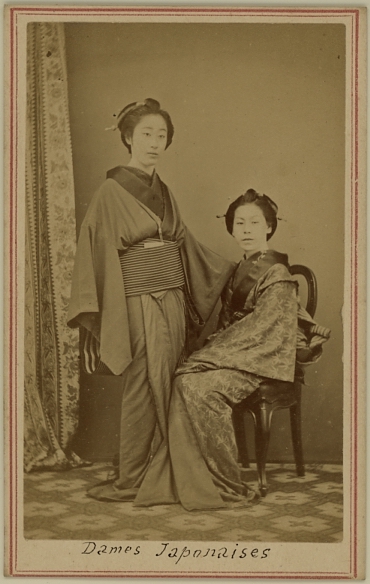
(119, 238, 185, 296)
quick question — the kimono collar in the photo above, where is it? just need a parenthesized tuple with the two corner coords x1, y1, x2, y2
(231, 249, 290, 310)
(106, 165, 165, 221)
(107, 165, 161, 197)
(122, 165, 153, 187)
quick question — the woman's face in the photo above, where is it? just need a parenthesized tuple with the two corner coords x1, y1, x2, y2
(232, 203, 272, 257)
(126, 114, 168, 173)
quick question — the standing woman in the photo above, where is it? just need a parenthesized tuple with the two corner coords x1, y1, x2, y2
(67, 99, 234, 503)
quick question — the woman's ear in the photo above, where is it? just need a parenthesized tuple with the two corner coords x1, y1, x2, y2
(125, 131, 132, 146)
(267, 224, 272, 234)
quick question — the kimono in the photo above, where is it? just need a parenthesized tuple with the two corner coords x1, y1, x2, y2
(67, 166, 234, 503)
(88, 248, 329, 510)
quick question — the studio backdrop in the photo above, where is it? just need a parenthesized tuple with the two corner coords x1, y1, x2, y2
(65, 22, 344, 463)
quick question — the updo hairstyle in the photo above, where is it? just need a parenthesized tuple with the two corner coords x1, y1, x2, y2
(116, 98, 174, 153)
(225, 189, 278, 240)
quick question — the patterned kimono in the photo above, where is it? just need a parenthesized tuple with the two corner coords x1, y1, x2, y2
(67, 166, 234, 503)
(118, 249, 329, 511)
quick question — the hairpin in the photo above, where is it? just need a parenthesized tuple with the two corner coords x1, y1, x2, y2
(104, 101, 147, 132)
(216, 197, 231, 218)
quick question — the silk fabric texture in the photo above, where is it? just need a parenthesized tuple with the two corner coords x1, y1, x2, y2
(88, 251, 307, 509)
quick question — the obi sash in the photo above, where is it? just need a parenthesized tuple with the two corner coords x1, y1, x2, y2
(119, 238, 185, 296)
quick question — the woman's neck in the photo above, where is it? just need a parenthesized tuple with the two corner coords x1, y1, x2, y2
(243, 245, 269, 260)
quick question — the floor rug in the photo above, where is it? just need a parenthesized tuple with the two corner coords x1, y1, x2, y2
(24, 463, 343, 542)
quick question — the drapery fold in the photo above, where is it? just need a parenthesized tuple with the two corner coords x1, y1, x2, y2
(24, 22, 87, 471)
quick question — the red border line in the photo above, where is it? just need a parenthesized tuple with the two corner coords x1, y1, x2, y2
(8, 6, 15, 578)
(14, 10, 19, 575)
(10, 571, 353, 579)
(8, 13, 355, 19)
(352, 8, 359, 579)
(9, 7, 360, 13)
(349, 14, 354, 578)
(348, 9, 359, 579)
(9, 6, 360, 578)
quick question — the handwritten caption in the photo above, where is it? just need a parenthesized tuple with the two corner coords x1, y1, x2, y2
(82, 541, 271, 565)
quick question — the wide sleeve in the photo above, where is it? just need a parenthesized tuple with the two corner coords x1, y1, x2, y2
(176, 272, 298, 382)
(217, 275, 234, 330)
(296, 305, 331, 367)
(67, 222, 100, 335)
(180, 226, 236, 324)
(67, 218, 132, 376)
(165, 188, 236, 326)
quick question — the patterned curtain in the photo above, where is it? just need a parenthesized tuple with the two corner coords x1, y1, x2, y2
(25, 23, 87, 471)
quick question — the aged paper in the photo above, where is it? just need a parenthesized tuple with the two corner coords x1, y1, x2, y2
(4, 5, 366, 580)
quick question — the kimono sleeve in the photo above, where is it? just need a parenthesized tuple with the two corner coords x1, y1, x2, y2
(67, 222, 100, 337)
(217, 275, 234, 330)
(165, 187, 235, 325)
(296, 305, 331, 367)
(180, 226, 236, 324)
(67, 218, 132, 376)
(177, 276, 299, 382)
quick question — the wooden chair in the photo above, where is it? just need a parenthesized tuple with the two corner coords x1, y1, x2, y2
(232, 264, 318, 497)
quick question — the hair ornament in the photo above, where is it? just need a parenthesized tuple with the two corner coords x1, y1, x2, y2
(116, 101, 146, 125)
(216, 192, 279, 219)
(105, 101, 147, 132)
(216, 196, 231, 218)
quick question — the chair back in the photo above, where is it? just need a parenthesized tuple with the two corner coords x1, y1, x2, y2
(289, 265, 317, 318)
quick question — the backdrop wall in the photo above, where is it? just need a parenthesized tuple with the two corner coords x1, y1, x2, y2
(65, 22, 345, 462)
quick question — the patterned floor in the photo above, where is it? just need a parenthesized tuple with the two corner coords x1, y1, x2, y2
(24, 463, 343, 543)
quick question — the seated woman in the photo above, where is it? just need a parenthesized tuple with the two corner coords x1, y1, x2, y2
(128, 188, 330, 511)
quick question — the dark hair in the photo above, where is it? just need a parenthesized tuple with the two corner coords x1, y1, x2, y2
(225, 189, 278, 240)
(116, 98, 174, 153)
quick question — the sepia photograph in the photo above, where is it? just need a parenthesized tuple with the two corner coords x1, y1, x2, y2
(4, 5, 366, 579)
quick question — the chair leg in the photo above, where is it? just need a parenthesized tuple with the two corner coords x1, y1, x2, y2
(290, 386, 305, 477)
(254, 401, 271, 497)
(232, 409, 250, 468)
